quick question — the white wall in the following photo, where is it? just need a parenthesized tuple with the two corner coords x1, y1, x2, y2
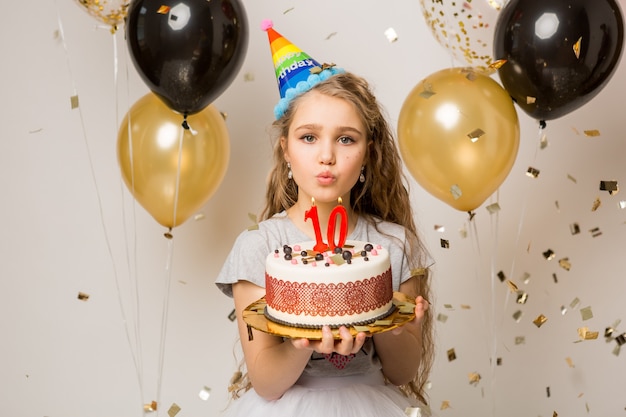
(1, 1, 625, 416)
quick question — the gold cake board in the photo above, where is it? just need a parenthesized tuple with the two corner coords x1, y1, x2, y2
(242, 292, 416, 340)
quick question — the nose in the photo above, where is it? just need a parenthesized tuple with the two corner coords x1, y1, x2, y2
(318, 138, 335, 165)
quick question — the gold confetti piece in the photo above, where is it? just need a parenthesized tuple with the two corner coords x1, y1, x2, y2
(578, 327, 599, 340)
(353, 325, 371, 332)
(199, 385, 211, 400)
(450, 184, 462, 199)
(526, 167, 540, 178)
(526, 96, 536, 104)
(567, 174, 577, 183)
(496, 357, 502, 366)
(283, 7, 294, 14)
(243, 72, 255, 82)
(434, 224, 445, 232)
(467, 128, 485, 142)
(561, 305, 568, 315)
(488, 59, 507, 70)
(515, 336, 525, 345)
(570, 297, 581, 309)
(325, 32, 337, 40)
(70, 95, 79, 109)
(521, 272, 530, 284)
(555, 200, 560, 212)
(440, 400, 451, 410)
(543, 249, 555, 260)
(546, 386, 551, 397)
(506, 280, 518, 292)
(533, 314, 547, 328)
(497, 271, 506, 282)
(144, 401, 158, 412)
(605, 326, 615, 338)
(540, 133, 548, 149)
(552, 411, 557, 417)
(220, 111, 228, 121)
(194, 213, 205, 221)
(566, 357, 575, 368)
(384, 27, 398, 42)
(513, 310, 522, 322)
(569, 223, 580, 235)
(405, 406, 427, 417)
(589, 227, 602, 237)
(552, 273, 558, 283)
(619, 201, 626, 209)
(584, 129, 601, 137)
(468, 372, 481, 386)
(440, 239, 449, 249)
(459, 226, 467, 238)
(600, 180, 619, 195)
(615, 333, 626, 346)
(558, 258, 571, 271)
(447, 348, 457, 361)
(591, 197, 602, 211)
(460, 305, 471, 310)
(168, 403, 181, 417)
(486, 202, 500, 214)
(437, 313, 448, 323)
(419, 86, 436, 99)
(77, 292, 90, 301)
(444, 304, 454, 310)
(228, 309, 236, 322)
(157, 5, 170, 14)
(580, 306, 593, 320)
(573, 36, 582, 58)
(516, 291, 528, 305)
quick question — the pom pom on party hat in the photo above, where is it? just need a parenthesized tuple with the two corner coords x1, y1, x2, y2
(262, 19, 344, 119)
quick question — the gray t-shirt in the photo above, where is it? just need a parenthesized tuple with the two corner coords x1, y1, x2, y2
(215, 211, 426, 377)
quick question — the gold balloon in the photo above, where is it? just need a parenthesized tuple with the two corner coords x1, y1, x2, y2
(117, 93, 230, 229)
(398, 67, 519, 212)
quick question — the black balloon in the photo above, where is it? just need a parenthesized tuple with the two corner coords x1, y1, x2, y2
(126, 0, 248, 115)
(493, 0, 624, 121)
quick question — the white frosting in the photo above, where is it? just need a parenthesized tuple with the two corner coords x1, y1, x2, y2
(265, 240, 393, 327)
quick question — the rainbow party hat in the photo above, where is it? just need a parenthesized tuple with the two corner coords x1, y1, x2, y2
(262, 19, 344, 119)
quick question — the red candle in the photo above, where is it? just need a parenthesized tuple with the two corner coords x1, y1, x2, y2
(304, 198, 329, 252)
(328, 197, 348, 250)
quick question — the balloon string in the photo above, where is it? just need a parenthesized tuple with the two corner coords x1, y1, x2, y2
(488, 191, 500, 417)
(468, 213, 499, 416)
(55, 2, 145, 407)
(503, 121, 545, 305)
(156, 238, 176, 415)
(170, 126, 186, 231)
(114, 29, 146, 406)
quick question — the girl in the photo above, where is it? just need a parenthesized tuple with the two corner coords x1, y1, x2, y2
(216, 71, 434, 416)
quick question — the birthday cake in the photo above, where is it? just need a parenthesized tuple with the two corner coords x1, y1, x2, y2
(264, 241, 394, 328)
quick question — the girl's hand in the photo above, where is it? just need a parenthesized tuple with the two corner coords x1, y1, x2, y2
(391, 295, 429, 336)
(291, 325, 367, 355)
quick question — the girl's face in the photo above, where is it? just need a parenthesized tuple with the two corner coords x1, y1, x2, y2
(282, 90, 368, 205)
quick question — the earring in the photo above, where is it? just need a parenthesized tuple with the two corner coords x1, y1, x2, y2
(359, 166, 365, 183)
(287, 162, 293, 180)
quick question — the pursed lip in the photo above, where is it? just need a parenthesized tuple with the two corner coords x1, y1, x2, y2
(316, 171, 336, 185)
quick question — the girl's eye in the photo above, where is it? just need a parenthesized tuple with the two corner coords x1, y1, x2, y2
(301, 134, 316, 143)
(338, 136, 354, 145)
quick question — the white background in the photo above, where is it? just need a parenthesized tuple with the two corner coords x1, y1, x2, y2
(1, 1, 625, 416)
